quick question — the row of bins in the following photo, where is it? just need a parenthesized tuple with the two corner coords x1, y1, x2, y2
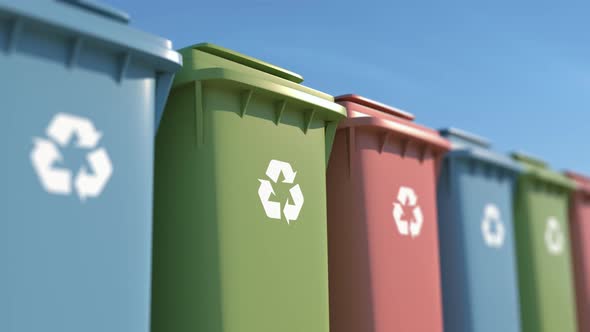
(2, 1, 590, 331)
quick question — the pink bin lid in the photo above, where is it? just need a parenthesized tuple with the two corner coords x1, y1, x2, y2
(565, 171, 590, 194)
(335, 94, 450, 152)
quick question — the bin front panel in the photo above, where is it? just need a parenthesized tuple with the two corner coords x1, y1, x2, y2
(152, 80, 335, 332)
(328, 126, 444, 332)
(439, 158, 521, 332)
(515, 181, 578, 332)
(0, 26, 163, 332)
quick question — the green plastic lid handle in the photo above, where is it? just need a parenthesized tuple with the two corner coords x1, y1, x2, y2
(193, 43, 304, 84)
(58, 0, 130, 24)
(511, 151, 548, 168)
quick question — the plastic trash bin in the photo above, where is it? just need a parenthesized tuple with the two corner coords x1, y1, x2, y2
(512, 153, 578, 332)
(151, 43, 346, 332)
(0, 1, 182, 332)
(326, 94, 450, 332)
(565, 171, 590, 332)
(437, 128, 522, 332)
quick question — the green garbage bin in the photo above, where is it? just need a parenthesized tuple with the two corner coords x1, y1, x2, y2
(512, 152, 578, 332)
(151, 43, 346, 332)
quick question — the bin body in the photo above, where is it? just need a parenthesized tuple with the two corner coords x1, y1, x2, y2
(0, 1, 181, 332)
(512, 153, 578, 332)
(326, 95, 450, 332)
(437, 129, 521, 332)
(565, 171, 590, 332)
(151, 44, 345, 332)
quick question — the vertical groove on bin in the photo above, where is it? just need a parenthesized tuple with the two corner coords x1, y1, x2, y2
(304, 109, 316, 134)
(6, 17, 23, 54)
(274, 100, 286, 125)
(117, 52, 131, 83)
(194, 81, 204, 147)
(240, 89, 254, 117)
(67, 37, 84, 68)
(347, 127, 356, 178)
(379, 131, 390, 154)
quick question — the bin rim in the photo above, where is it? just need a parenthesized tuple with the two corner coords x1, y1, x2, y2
(0, 0, 182, 72)
(565, 171, 590, 194)
(174, 67, 346, 120)
(446, 149, 523, 173)
(441, 127, 521, 173)
(335, 94, 415, 120)
(189, 43, 304, 84)
(338, 116, 450, 152)
(511, 152, 576, 190)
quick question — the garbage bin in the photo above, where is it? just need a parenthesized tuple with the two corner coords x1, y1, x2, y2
(565, 171, 590, 332)
(512, 153, 578, 332)
(326, 94, 450, 332)
(151, 43, 346, 332)
(437, 128, 522, 332)
(0, 1, 182, 332)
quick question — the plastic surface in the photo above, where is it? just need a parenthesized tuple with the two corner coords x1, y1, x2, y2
(151, 43, 345, 332)
(326, 95, 450, 332)
(565, 171, 590, 332)
(0, 1, 181, 331)
(437, 129, 522, 332)
(512, 153, 578, 332)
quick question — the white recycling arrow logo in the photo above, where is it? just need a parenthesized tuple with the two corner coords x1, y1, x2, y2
(30, 113, 113, 201)
(258, 160, 304, 224)
(392, 186, 424, 238)
(481, 203, 505, 248)
(545, 217, 564, 256)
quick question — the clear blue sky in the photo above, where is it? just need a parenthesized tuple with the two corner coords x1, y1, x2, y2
(111, 0, 590, 174)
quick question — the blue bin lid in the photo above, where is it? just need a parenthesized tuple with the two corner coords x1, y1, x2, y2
(440, 128, 522, 173)
(0, 0, 182, 72)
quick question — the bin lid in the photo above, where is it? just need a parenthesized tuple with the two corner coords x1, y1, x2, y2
(0, 0, 182, 71)
(336, 94, 415, 120)
(335, 94, 450, 152)
(173, 43, 346, 121)
(193, 43, 304, 84)
(511, 152, 576, 189)
(565, 171, 590, 194)
(440, 128, 522, 173)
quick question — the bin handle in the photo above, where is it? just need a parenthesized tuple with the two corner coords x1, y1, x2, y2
(174, 67, 346, 119)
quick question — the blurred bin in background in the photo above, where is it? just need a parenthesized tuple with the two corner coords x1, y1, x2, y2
(565, 171, 590, 332)
(437, 128, 522, 332)
(151, 43, 346, 332)
(512, 153, 578, 332)
(326, 94, 450, 332)
(0, 1, 181, 332)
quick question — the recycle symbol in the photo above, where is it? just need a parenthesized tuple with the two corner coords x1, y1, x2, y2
(392, 186, 424, 238)
(30, 113, 113, 201)
(258, 160, 304, 224)
(481, 203, 505, 248)
(545, 217, 564, 256)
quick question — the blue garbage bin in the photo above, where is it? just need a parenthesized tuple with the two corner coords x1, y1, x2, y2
(0, 1, 181, 331)
(437, 128, 522, 332)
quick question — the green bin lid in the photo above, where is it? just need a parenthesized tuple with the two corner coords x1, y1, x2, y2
(193, 43, 304, 84)
(511, 152, 575, 189)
